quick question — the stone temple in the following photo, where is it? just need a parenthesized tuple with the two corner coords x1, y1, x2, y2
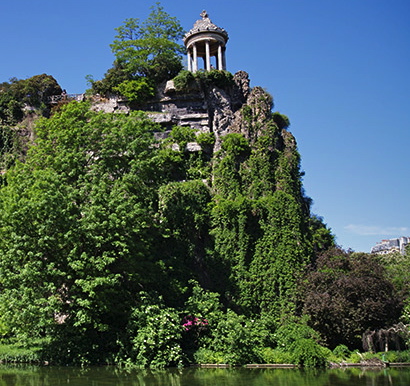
(184, 10, 228, 72)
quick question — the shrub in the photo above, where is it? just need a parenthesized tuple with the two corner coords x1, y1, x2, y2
(168, 126, 196, 150)
(332, 344, 351, 360)
(196, 132, 215, 150)
(346, 350, 362, 363)
(0, 342, 43, 363)
(274, 320, 321, 349)
(220, 133, 250, 157)
(173, 70, 195, 92)
(205, 70, 234, 89)
(272, 112, 290, 130)
(193, 348, 227, 364)
(259, 347, 293, 364)
(289, 338, 328, 368)
(122, 293, 183, 368)
(113, 78, 155, 103)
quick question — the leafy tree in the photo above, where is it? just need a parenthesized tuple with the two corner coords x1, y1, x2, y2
(110, 2, 185, 83)
(7, 74, 61, 109)
(114, 78, 155, 103)
(0, 102, 169, 363)
(87, 61, 130, 95)
(300, 248, 402, 349)
(308, 214, 335, 254)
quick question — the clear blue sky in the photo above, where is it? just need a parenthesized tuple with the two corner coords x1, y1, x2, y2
(1, 0, 409, 252)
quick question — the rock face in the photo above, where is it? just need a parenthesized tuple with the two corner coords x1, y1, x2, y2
(144, 70, 260, 152)
(90, 70, 282, 154)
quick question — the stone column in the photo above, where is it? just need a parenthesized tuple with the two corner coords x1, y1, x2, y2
(222, 47, 226, 70)
(217, 44, 223, 70)
(205, 40, 211, 71)
(193, 43, 198, 72)
(187, 49, 192, 72)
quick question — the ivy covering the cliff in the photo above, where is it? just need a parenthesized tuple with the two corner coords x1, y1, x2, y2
(0, 77, 401, 366)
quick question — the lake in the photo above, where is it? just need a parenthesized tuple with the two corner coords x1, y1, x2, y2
(1, 364, 410, 385)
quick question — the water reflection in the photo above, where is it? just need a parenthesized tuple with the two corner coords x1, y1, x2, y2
(0, 364, 409, 386)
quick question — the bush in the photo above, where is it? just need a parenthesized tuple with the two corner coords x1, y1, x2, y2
(346, 350, 362, 363)
(220, 133, 250, 157)
(196, 132, 215, 150)
(168, 126, 196, 150)
(193, 348, 227, 364)
(259, 347, 293, 364)
(289, 338, 328, 368)
(273, 320, 321, 349)
(173, 70, 195, 92)
(205, 70, 234, 89)
(332, 344, 351, 360)
(121, 293, 183, 368)
(114, 79, 155, 103)
(0, 342, 43, 363)
(272, 112, 290, 130)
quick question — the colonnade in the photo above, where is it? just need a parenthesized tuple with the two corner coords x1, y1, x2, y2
(186, 40, 227, 72)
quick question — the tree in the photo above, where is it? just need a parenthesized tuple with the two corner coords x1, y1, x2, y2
(110, 2, 185, 83)
(0, 102, 170, 363)
(0, 74, 61, 124)
(300, 248, 402, 349)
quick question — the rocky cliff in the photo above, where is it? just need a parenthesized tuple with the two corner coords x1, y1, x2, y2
(92, 70, 293, 158)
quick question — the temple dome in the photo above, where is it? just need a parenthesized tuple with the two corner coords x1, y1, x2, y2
(184, 11, 229, 72)
(183, 10, 228, 47)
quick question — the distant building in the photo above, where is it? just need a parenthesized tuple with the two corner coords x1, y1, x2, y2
(371, 237, 410, 255)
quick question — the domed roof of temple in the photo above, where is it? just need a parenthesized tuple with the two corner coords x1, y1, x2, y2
(183, 10, 228, 45)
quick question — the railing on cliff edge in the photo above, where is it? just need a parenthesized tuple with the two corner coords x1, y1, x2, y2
(48, 94, 85, 104)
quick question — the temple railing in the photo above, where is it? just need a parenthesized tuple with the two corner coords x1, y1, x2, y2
(48, 94, 85, 104)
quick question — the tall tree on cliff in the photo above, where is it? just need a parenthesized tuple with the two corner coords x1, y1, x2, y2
(91, 3, 185, 95)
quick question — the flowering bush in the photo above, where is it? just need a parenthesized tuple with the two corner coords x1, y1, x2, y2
(182, 315, 208, 331)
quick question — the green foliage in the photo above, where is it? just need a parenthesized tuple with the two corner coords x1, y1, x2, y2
(87, 61, 130, 95)
(201, 70, 234, 89)
(220, 133, 250, 156)
(301, 248, 402, 349)
(208, 310, 258, 364)
(168, 125, 196, 150)
(377, 245, 410, 299)
(0, 342, 43, 363)
(120, 293, 183, 368)
(157, 181, 212, 301)
(250, 191, 311, 315)
(0, 74, 61, 124)
(172, 69, 234, 94)
(259, 347, 293, 364)
(332, 344, 351, 360)
(114, 78, 155, 103)
(184, 282, 261, 365)
(110, 3, 184, 83)
(196, 132, 215, 150)
(274, 319, 321, 349)
(172, 70, 195, 92)
(193, 348, 227, 364)
(289, 338, 328, 368)
(272, 112, 290, 130)
(0, 102, 170, 361)
(213, 133, 251, 198)
(0, 94, 23, 125)
(0, 125, 19, 170)
(308, 214, 335, 253)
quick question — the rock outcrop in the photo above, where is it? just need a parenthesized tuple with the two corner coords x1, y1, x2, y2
(90, 70, 287, 155)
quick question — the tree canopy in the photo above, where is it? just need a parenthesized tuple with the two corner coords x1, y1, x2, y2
(300, 248, 403, 349)
(91, 3, 185, 96)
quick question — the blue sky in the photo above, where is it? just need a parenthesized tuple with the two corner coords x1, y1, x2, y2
(1, 0, 409, 252)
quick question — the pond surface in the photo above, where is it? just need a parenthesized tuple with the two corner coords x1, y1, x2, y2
(1, 364, 410, 385)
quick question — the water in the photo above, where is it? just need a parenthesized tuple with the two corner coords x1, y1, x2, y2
(0, 364, 410, 385)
